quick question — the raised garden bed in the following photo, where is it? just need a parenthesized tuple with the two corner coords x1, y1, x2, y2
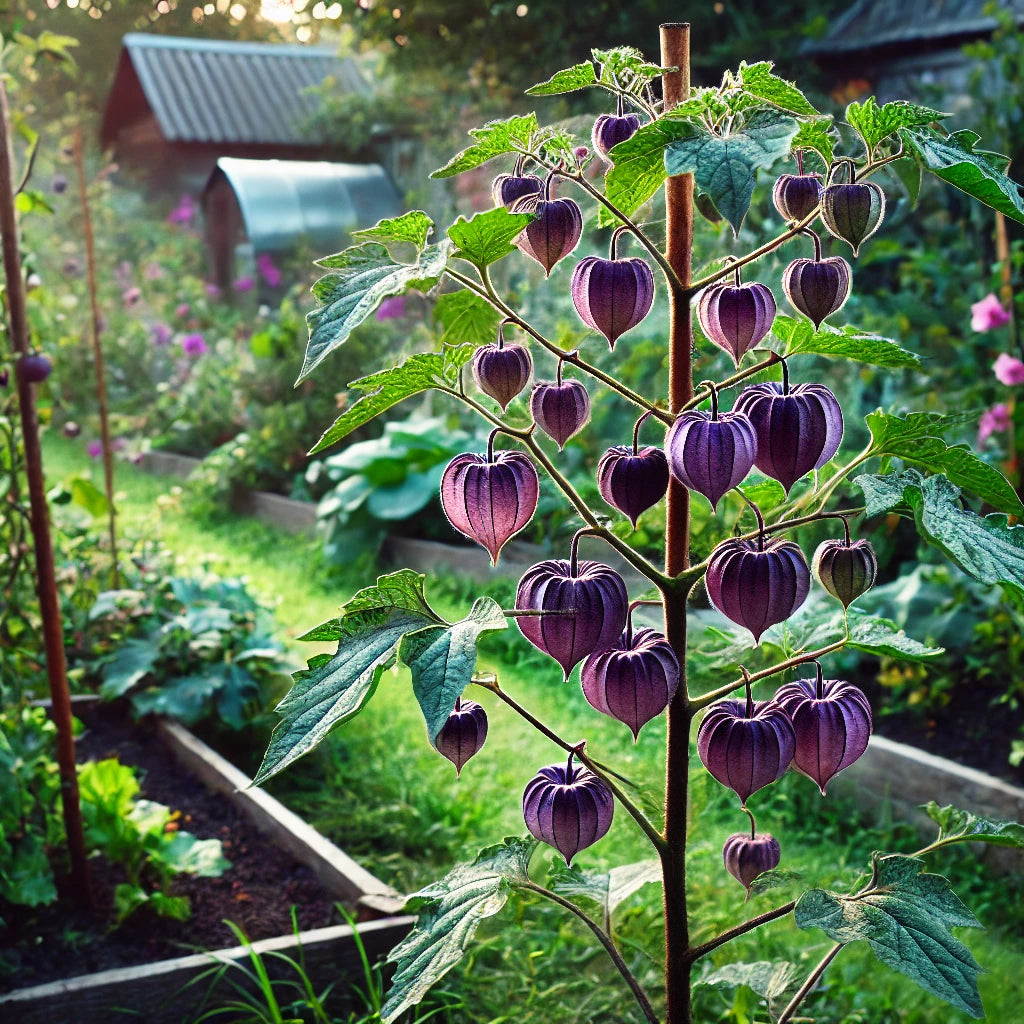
(0, 700, 412, 1024)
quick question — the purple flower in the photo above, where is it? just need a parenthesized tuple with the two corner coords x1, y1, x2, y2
(122, 286, 142, 308)
(234, 275, 255, 293)
(167, 194, 196, 226)
(375, 295, 407, 321)
(175, 303, 190, 319)
(994, 353, 1024, 386)
(205, 282, 221, 298)
(181, 332, 208, 357)
(979, 403, 1011, 444)
(87, 440, 103, 459)
(256, 252, 281, 287)
(971, 293, 1011, 332)
(150, 322, 172, 346)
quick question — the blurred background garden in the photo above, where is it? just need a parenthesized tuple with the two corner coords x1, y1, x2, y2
(2, 1, 1024, 1022)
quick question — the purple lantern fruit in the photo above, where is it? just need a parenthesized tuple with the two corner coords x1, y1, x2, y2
(592, 111, 641, 161)
(472, 322, 533, 410)
(774, 663, 873, 794)
(581, 622, 680, 740)
(0, 368, 8, 388)
(813, 529, 878, 608)
(531, 363, 590, 450)
(492, 157, 544, 210)
(819, 177, 885, 257)
(705, 507, 811, 644)
(665, 383, 758, 511)
(697, 676, 796, 805)
(436, 697, 488, 776)
(515, 539, 628, 679)
(697, 274, 777, 367)
(511, 172, 583, 276)
(723, 830, 781, 897)
(772, 171, 824, 222)
(52, 173, 68, 194)
(733, 361, 843, 494)
(440, 436, 539, 565)
(63, 421, 81, 439)
(782, 230, 851, 329)
(596, 440, 669, 528)
(571, 228, 655, 349)
(523, 747, 614, 865)
(17, 354, 52, 384)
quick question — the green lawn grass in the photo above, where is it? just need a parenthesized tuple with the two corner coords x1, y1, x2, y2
(43, 433, 1024, 1024)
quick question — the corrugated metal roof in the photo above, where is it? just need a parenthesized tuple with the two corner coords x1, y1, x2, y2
(203, 157, 403, 253)
(120, 33, 370, 145)
(805, 0, 1024, 55)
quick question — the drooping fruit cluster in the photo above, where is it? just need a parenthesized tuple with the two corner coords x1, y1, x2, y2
(523, 746, 614, 865)
(436, 697, 489, 776)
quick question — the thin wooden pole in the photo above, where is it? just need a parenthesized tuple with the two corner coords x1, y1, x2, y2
(73, 123, 119, 588)
(660, 21, 695, 1024)
(0, 72, 92, 906)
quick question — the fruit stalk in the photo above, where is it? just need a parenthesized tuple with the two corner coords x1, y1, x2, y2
(0, 71, 92, 906)
(660, 20, 695, 1024)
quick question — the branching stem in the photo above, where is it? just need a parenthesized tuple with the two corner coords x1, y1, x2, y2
(777, 943, 846, 1024)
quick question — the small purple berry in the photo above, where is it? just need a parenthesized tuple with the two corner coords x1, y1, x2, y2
(772, 172, 823, 222)
(723, 830, 781, 897)
(511, 171, 582, 276)
(597, 442, 669, 528)
(17, 354, 52, 384)
(782, 230, 852, 329)
(472, 323, 532, 410)
(813, 531, 878, 608)
(531, 364, 590, 450)
(697, 275, 777, 367)
(592, 112, 641, 161)
(492, 171, 544, 210)
(571, 249, 655, 349)
(435, 697, 488, 776)
(819, 175, 885, 257)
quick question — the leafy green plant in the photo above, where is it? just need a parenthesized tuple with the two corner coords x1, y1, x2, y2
(77, 757, 230, 927)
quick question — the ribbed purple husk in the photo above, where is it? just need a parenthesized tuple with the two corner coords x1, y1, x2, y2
(596, 445, 669, 527)
(523, 761, 614, 864)
(665, 410, 758, 511)
(492, 172, 544, 209)
(511, 195, 583, 276)
(723, 832, 781, 893)
(820, 182, 885, 257)
(782, 257, 851, 329)
(515, 559, 628, 679)
(436, 700, 489, 776)
(472, 343, 533, 410)
(440, 451, 540, 564)
(697, 282, 777, 365)
(592, 113, 641, 160)
(571, 255, 655, 349)
(705, 537, 811, 643)
(581, 627, 680, 739)
(733, 382, 843, 493)
(697, 698, 797, 803)
(772, 172, 824, 222)
(531, 379, 591, 450)
(813, 538, 878, 607)
(774, 677, 873, 793)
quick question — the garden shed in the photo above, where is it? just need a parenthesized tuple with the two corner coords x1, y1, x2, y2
(100, 33, 373, 193)
(804, 0, 1024, 111)
(200, 157, 403, 292)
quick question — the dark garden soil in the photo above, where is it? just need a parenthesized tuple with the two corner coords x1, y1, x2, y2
(0, 703, 340, 994)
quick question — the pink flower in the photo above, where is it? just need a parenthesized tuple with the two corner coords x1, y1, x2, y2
(167, 194, 196, 226)
(234, 275, 255, 292)
(181, 332, 208, 357)
(375, 295, 407, 321)
(256, 252, 281, 287)
(971, 293, 1011, 332)
(205, 282, 221, 298)
(87, 440, 103, 459)
(122, 286, 142, 308)
(994, 352, 1024, 386)
(151, 322, 172, 346)
(175, 303, 190, 318)
(978, 403, 1011, 444)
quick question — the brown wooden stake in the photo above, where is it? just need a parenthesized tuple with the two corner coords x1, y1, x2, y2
(660, 21, 695, 1024)
(73, 123, 119, 589)
(0, 72, 92, 906)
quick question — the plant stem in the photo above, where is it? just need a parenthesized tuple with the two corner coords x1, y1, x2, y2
(0, 69, 92, 907)
(73, 123, 119, 589)
(777, 943, 846, 1024)
(688, 899, 798, 961)
(521, 881, 662, 1024)
(661, 21, 695, 1024)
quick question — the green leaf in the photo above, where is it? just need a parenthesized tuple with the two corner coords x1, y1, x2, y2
(309, 344, 475, 455)
(402, 597, 507, 744)
(592, 46, 671, 84)
(0, 835, 57, 907)
(923, 802, 1024, 850)
(790, 116, 835, 166)
(66, 474, 111, 519)
(431, 114, 539, 178)
(795, 854, 984, 1018)
(602, 119, 689, 222)
(549, 860, 661, 921)
(447, 208, 534, 270)
(434, 290, 502, 348)
(846, 609, 945, 661)
(160, 832, 231, 877)
(99, 639, 160, 699)
(382, 838, 534, 1022)
(302, 242, 450, 384)
(738, 477, 787, 514)
(901, 126, 1024, 225)
(865, 411, 1024, 515)
(846, 97, 949, 153)
(738, 61, 820, 117)
(771, 314, 922, 369)
(697, 960, 799, 1007)
(526, 62, 597, 96)
(888, 154, 924, 206)
(350, 211, 433, 252)
(665, 109, 799, 234)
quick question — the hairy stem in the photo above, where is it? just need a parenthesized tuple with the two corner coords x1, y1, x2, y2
(777, 943, 846, 1024)
(688, 899, 798, 962)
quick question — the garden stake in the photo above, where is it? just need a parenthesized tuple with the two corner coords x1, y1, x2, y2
(0, 70, 92, 907)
